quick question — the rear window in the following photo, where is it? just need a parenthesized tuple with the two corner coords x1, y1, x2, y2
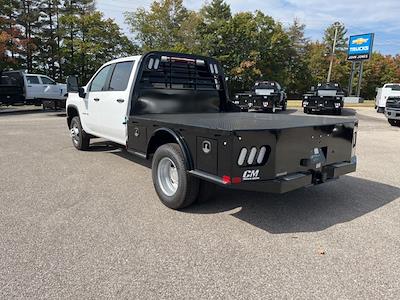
(109, 61, 134, 91)
(140, 55, 222, 91)
(41, 76, 55, 85)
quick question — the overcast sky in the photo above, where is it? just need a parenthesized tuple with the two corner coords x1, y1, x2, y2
(96, 0, 400, 55)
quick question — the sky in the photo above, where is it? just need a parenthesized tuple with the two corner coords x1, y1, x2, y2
(96, 0, 400, 55)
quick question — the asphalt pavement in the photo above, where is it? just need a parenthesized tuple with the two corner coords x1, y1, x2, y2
(0, 107, 399, 299)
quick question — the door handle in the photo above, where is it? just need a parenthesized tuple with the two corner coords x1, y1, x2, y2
(116, 99, 125, 103)
(93, 98, 100, 102)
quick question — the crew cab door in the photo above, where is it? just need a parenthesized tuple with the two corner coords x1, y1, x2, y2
(24, 75, 42, 99)
(39, 76, 64, 99)
(85, 61, 135, 144)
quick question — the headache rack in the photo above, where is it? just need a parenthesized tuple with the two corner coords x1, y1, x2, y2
(139, 54, 222, 91)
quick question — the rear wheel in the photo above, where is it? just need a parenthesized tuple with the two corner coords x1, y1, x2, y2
(266, 104, 276, 113)
(152, 143, 199, 209)
(334, 108, 342, 115)
(70, 116, 90, 150)
(388, 119, 400, 127)
(282, 100, 287, 111)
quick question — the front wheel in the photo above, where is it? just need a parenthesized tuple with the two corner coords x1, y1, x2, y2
(388, 119, 400, 127)
(303, 108, 310, 114)
(152, 143, 199, 209)
(70, 116, 90, 150)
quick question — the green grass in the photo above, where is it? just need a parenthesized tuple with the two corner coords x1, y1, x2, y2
(287, 100, 375, 108)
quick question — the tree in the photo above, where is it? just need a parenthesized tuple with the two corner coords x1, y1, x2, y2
(125, 0, 193, 52)
(285, 19, 310, 95)
(323, 22, 348, 52)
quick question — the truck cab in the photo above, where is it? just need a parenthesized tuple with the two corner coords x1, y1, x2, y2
(66, 52, 357, 210)
(375, 83, 400, 113)
(233, 81, 287, 113)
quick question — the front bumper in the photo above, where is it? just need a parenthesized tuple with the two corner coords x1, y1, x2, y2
(385, 108, 400, 120)
(191, 158, 357, 194)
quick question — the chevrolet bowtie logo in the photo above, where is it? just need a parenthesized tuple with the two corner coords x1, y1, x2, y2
(352, 38, 368, 45)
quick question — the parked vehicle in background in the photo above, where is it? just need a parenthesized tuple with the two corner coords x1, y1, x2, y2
(385, 96, 400, 127)
(302, 83, 345, 115)
(233, 81, 287, 113)
(0, 70, 67, 108)
(66, 51, 357, 210)
(375, 83, 400, 113)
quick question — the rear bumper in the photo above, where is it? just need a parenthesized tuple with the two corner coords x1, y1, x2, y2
(303, 98, 343, 111)
(191, 158, 357, 194)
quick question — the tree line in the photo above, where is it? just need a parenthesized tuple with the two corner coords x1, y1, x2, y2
(1, 0, 399, 98)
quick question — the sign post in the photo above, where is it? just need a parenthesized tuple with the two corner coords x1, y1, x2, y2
(346, 33, 374, 99)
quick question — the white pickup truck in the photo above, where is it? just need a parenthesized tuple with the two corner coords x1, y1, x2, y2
(375, 83, 400, 113)
(65, 51, 357, 210)
(0, 70, 67, 107)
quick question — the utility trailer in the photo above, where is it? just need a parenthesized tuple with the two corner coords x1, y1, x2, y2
(233, 81, 287, 113)
(66, 51, 358, 210)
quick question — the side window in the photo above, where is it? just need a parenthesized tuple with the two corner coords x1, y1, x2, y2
(41, 76, 55, 85)
(109, 61, 134, 91)
(26, 76, 40, 84)
(89, 65, 112, 92)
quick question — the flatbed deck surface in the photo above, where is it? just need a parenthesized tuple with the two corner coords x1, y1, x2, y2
(134, 113, 356, 131)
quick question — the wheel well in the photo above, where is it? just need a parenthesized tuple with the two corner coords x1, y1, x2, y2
(147, 129, 193, 170)
(147, 131, 178, 155)
(67, 106, 79, 128)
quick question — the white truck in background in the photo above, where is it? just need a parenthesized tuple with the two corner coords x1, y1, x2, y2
(0, 70, 67, 109)
(375, 83, 400, 113)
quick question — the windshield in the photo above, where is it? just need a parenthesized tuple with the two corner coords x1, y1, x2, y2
(253, 82, 278, 91)
(386, 84, 400, 90)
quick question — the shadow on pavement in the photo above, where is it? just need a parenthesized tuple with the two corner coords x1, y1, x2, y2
(185, 175, 400, 234)
(91, 139, 398, 235)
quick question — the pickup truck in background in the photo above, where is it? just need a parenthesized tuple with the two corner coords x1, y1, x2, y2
(66, 51, 358, 210)
(233, 81, 287, 113)
(302, 83, 345, 115)
(375, 83, 400, 113)
(0, 70, 67, 108)
(385, 96, 400, 126)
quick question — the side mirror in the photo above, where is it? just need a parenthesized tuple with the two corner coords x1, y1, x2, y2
(78, 87, 86, 98)
(67, 75, 79, 92)
(311, 86, 315, 91)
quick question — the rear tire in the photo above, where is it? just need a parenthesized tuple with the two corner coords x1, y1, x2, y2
(334, 108, 342, 115)
(282, 100, 287, 111)
(388, 119, 400, 127)
(152, 143, 199, 209)
(70, 116, 90, 150)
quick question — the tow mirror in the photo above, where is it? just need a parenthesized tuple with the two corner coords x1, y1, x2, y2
(78, 87, 86, 98)
(67, 75, 79, 92)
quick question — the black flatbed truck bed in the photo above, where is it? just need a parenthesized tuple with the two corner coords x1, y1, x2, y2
(133, 112, 352, 131)
(128, 112, 357, 195)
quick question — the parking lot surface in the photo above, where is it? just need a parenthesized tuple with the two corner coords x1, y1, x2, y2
(0, 107, 399, 299)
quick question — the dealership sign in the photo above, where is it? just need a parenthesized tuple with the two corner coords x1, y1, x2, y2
(347, 33, 374, 61)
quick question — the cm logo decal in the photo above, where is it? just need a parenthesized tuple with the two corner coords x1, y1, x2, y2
(243, 169, 260, 181)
